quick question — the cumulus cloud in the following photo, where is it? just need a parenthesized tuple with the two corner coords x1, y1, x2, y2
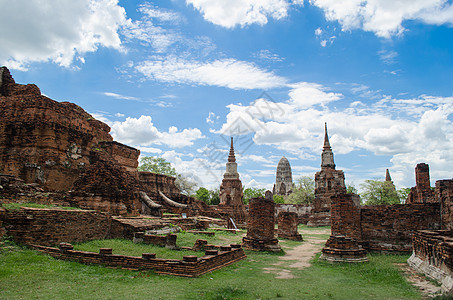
(186, 0, 302, 28)
(309, 0, 453, 38)
(0, 0, 127, 70)
(135, 56, 287, 90)
(216, 83, 453, 187)
(110, 115, 204, 148)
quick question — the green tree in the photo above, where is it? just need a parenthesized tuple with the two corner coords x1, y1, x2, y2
(137, 156, 176, 176)
(360, 180, 401, 205)
(286, 176, 315, 204)
(194, 187, 210, 204)
(209, 188, 220, 205)
(397, 187, 411, 202)
(273, 194, 285, 204)
(346, 183, 358, 194)
(243, 187, 266, 204)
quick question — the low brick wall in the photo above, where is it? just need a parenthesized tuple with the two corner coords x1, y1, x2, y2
(360, 203, 441, 252)
(31, 243, 246, 277)
(3, 207, 112, 246)
(408, 230, 453, 293)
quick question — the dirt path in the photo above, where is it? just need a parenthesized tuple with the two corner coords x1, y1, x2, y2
(263, 228, 330, 279)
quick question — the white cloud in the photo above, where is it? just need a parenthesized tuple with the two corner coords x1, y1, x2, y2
(115, 112, 125, 117)
(206, 112, 220, 124)
(253, 49, 284, 62)
(110, 115, 204, 148)
(288, 82, 343, 107)
(378, 50, 398, 65)
(104, 92, 139, 101)
(217, 83, 453, 187)
(186, 0, 302, 28)
(309, 0, 453, 38)
(136, 56, 287, 90)
(0, 0, 127, 69)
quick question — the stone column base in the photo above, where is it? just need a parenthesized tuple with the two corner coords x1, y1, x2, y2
(242, 237, 281, 252)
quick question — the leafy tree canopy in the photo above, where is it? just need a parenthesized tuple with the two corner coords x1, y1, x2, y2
(360, 180, 402, 205)
(286, 176, 315, 204)
(193, 187, 220, 205)
(137, 156, 176, 176)
(243, 187, 266, 204)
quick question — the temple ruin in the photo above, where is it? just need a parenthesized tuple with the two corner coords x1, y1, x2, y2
(242, 191, 281, 252)
(307, 123, 346, 226)
(273, 156, 293, 196)
(217, 137, 247, 224)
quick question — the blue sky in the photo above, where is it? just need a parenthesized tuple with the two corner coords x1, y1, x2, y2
(1, 0, 452, 191)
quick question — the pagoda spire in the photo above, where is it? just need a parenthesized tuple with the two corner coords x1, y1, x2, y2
(385, 169, 392, 182)
(228, 137, 236, 163)
(323, 122, 331, 149)
(321, 123, 335, 169)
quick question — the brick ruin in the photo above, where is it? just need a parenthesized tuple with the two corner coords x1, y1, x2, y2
(408, 179, 453, 294)
(406, 163, 435, 203)
(217, 137, 247, 224)
(31, 241, 246, 278)
(273, 156, 293, 196)
(242, 191, 281, 252)
(307, 123, 346, 227)
(277, 211, 303, 241)
(0, 66, 207, 217)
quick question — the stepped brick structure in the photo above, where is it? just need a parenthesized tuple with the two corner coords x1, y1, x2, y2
(218, 137, 246, 223)
(0, 66, 204, 216)
(273, 157, 293, 196)
(307, 123, 346, 227)
(242, 191, 281, 252)
(406, 163, 436, 204)
(277, 211, 303, 241)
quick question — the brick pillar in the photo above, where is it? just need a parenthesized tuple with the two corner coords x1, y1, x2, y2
(437, 179, 453, 230)
(330, 193, 361, 241)
(277, 212, 302, 241)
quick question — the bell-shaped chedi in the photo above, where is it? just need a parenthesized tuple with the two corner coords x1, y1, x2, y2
(273, 156, 293, 196)
(0, 66, 141, 215)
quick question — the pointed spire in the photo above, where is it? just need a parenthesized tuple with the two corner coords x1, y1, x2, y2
(385, 169, 392, 182)
(228, 137, 236, 163)
(323, 122, 331, 149)
(321, 122, 335, 169)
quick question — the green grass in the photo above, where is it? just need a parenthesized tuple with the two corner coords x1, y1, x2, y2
(0, 229, 422, 299)
(2, 202, 81, 211)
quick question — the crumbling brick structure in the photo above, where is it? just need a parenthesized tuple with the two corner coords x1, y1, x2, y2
(31, 242, 246, 277)
(277, 212, 303, 241)
(307, 123, 346, 227)
(242, 191, 281, 252)
(275, 204, 312, 224)
(273, 156, 293, 196)
(438, 179, 453, 230)
(406, 163, 436, 204)
(218, 138, 247, 224)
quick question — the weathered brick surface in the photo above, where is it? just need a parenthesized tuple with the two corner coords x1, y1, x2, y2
(321, 235, 368, 263)
(242, 193, 281, 251)
(360, 203, 440, 252)
(438, 179, 453, 230)
(277, 212, 302, 241)
(330, 193, 361, 241)
(142, 233, 177, 249)
(3, 207, 112, 246)
(31, 242, 247, 277)
(406, 163, 436, 204)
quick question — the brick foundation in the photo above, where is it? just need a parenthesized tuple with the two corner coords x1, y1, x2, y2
(31, 242, 247, 278)
(321, 235, 368, 263)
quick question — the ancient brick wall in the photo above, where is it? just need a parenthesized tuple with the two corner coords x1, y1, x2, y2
(275, 204, 312, 224)
(3, 207, 112, 246)
(406, 163, 436, 204)
(360, 203, 440, 252)
(437, 179, 453, 230)
(408, 230, 453, 293)
(31, 243, 246, 277)
(100, 141, 140, 173)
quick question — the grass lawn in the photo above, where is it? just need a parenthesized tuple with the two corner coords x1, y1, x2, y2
(0, 227, 421, 299)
